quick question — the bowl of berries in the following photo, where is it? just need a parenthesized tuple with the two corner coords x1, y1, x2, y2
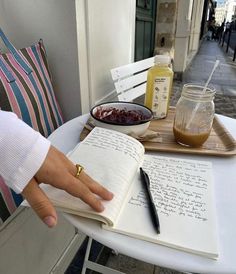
(90, 101, 153, 135)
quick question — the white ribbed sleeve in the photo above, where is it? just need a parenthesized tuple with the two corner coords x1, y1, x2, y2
(0, 110, 51, 193)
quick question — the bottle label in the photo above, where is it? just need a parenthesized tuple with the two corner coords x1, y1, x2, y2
(152, 77, 170, 118)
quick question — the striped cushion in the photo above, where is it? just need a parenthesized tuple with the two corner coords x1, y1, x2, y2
(0, 176, 23, 222)
(0, 40, 63, 137)
(0, 38, 64, 221)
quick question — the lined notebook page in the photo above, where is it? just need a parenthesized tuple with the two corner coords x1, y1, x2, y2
(44, 127, 144, 225)
(107, 155, 218, 258)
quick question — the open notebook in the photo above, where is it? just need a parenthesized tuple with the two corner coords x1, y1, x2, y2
(41, 127, 218, 259)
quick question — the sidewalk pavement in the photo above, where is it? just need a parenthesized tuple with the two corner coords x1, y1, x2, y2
(98, 40, 236, 274)
(171, 39, 236, 119)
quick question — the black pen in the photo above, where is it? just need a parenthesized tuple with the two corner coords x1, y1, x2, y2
(140, 167, 160, 234)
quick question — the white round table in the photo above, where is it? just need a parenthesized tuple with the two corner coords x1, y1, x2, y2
(48, 114, 236, 274)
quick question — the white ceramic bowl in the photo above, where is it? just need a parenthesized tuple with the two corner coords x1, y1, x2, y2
(90, 101, 153, 135)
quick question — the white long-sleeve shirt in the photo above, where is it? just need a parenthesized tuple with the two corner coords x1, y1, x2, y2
(0, 110, 50, 193)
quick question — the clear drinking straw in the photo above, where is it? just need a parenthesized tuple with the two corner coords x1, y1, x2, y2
(186, 60, 220, 129)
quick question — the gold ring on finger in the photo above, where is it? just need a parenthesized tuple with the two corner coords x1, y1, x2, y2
(75, 164, 84, 178)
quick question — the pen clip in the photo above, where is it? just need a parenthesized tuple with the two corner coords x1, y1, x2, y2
(140, 167, 150, 186)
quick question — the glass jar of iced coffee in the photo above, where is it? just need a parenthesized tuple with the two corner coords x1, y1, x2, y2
(173, 84, 215, 147)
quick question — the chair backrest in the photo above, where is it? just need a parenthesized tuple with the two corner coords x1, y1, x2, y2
(110, 57, 155, 102)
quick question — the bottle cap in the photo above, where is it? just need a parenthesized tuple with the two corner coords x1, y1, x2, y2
(154, 55, 171, 64)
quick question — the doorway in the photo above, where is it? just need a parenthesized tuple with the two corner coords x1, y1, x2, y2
(135, 0, 157, 61)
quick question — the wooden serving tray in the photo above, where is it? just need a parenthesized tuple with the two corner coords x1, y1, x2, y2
(80, 107, 236, 156)
(144, 107, 236, 156)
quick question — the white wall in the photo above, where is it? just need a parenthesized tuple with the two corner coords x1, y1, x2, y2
(189, 0, 204, 52)
(174, 0, 193, 73)
(0, 0, 136, 120)
(77, 0, 136, 112)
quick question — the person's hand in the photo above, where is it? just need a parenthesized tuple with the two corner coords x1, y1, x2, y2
(22, 146, 114, 228)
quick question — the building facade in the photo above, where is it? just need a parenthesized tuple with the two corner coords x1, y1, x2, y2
(225, 0, 236, 22)
(154, 0, 210, 79)
(215, 5, 227, 24)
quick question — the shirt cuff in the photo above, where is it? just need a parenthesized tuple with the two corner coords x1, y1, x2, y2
(11, 136, 51, 193)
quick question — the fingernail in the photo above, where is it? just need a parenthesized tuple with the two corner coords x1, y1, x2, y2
(99, 203, 105, 211)
(43, 216, 57, 228)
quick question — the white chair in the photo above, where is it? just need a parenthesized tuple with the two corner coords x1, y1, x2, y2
(0, 206, 86, 274)
(110, 57, 155, 102)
